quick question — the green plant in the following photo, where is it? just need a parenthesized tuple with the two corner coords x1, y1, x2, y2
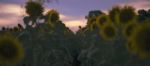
(99, 22, 117, 41)
(46, 10, 60, 22)
(122, 21, 138, 38)
(127, 22, 150, 59)
(96, 15, 110, 28)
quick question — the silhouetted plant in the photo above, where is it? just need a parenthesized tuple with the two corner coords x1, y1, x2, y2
(86, 10, 104, 26)
(148, 9, 150, 20)
(9, 28, 13, 32)
(138, 9, 149, 22)
(13, 27, 19, 32)
(119, 6, 136, 24)
(86, 10, 104, 18)
(2, 27, 6, 31)
(17, 24, 24, 31)
(148, 9, 150, 15)
(79, 26, 82, 29)
(138, 9, 148, 17)
(25, 1, 44, 24)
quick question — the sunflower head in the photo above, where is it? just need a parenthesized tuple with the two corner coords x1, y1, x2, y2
(99, 22, 117, 41)
(127, 22, 150, 59)
(123, 21, 138, 38)
(46, 10, 60, 22)
(0, 34, 24, 65)
(96, 15, 110, 28)
(25, 1, 44, 18)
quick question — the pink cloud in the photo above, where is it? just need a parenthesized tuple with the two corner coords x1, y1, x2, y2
(0, 3, 24, 28)
(63, 19, 86, 32)
(64, 20, 86, 27)
(119, 0, 150, 10)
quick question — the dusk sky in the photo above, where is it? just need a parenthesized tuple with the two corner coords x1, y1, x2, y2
(0, 0, 150, 32)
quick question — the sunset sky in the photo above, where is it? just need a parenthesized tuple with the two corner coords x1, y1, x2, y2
(0, 0, 149, 32)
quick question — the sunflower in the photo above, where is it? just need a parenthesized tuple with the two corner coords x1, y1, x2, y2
(123, 21, 138, 38)
(46, 10, 59, 28)
(0, 34, 24, 65)
(96, 15, 110, 28)
(46, 10, 60, 22)
(99, 22, 117, 41)
(127, 22, 150, 59)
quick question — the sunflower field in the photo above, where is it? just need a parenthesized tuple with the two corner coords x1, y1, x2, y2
(0, 1, 150, 66)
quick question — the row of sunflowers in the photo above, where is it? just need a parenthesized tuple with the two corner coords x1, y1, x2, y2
(76, 6, 150, 66)
(0, 1, 149, 66)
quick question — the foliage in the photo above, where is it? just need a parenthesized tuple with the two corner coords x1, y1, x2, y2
(138, 9, 150, 22)
(127, 22, 150, 59)
(25, 1, 44, 23)
(86, 10, 104, 26)
(76, 6, 150, 66)
(119, 6, 136, 24)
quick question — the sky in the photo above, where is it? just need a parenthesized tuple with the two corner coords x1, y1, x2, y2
(0, 0, 150, 32)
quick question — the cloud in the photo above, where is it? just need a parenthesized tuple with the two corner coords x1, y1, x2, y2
(59, 13, 86, 32)
(0, 3, 24, 28)
(120, 0, 150, 10)
(59, 14, 86, 32)
(63, 19, 86, 32)
(64, 20, 86, 27)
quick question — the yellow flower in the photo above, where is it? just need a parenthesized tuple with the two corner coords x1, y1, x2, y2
(123, 21, 138, 38)
(46, 10, 59, 28)
(127, 22, 150, 59)
(99, 22, 117, 41)
(0, 34, 24, 65)
(96, 15, 110, 28)
(46, 10, 59, 22)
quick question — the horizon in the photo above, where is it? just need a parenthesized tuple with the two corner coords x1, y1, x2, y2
(0, 0, 149, 32)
